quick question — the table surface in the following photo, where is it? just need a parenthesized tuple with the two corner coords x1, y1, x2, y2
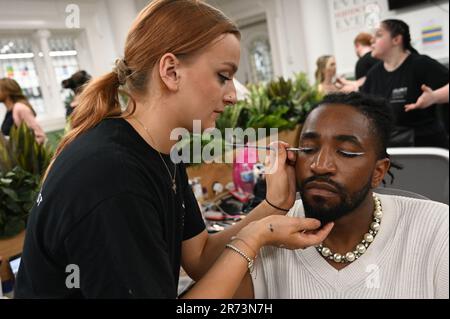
(0, 230, 25, 259)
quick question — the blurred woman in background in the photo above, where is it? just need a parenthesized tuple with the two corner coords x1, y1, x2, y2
(61, 70, 92, 118)
(0, 78, 46, 144)
(315, 55, 340, 95)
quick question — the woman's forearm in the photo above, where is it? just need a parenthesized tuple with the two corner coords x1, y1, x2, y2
(187, 200, 280, 280)
(182, 240, 257, 299)
(434, 84, 449, 104)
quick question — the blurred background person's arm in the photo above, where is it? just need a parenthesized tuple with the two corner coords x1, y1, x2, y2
(405, 83, 449, 112)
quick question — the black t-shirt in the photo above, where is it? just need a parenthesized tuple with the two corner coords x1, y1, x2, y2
(15, 118, 205, 298)
(1, 110, 14, 136)
(355, 52, 380, 80)
(361, 53, 449, 136)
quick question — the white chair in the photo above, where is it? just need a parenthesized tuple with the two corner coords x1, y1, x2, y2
(381, 148, 449, 204)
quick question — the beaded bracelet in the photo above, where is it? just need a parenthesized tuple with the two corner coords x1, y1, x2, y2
(230, 236, 257, 256)
(225, 243, 255, 273)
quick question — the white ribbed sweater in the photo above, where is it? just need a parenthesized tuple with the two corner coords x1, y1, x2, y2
(252, 194, 449, 299)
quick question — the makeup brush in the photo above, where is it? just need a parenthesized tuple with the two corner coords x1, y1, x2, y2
(225, 143, 307, 152)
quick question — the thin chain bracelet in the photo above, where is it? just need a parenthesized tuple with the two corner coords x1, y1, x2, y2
(230, 236, 257, 256)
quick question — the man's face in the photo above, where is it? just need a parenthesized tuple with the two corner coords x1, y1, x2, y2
(296, 104, 381, 225)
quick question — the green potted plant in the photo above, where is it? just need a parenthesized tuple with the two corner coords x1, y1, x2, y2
(0, 123, 53, 239)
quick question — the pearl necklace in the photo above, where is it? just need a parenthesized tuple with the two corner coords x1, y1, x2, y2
(316, 194, 382, 264)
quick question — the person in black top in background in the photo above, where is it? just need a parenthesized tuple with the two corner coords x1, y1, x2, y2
(361, 19, 449, 148)
(15, 0, 333, 299)
(336, 33, 380, 92)
(405, 83, 449, 112)
(61, 70, 91, 118)
(354, 32, 380, 81)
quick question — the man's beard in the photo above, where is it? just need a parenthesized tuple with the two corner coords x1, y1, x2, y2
(299, 175, 372, 225)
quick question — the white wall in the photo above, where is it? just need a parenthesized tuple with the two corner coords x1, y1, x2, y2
(297, 0, 334, 82)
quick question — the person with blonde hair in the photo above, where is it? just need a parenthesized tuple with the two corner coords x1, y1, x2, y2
(15, 0, 332, 299)
(315, 55, 340, 95)
(0, 78, 46, 144)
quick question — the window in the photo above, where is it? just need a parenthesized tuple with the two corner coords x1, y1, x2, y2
(249, 37, 274, 83)
(0, 36, 45, 114)
(48, 35, 80, 107)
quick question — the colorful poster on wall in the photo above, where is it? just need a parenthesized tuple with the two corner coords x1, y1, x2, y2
(422, 24, 444, 46)
(420, 19, 446, 54)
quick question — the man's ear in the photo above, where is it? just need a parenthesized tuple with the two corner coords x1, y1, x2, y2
(371, 158, 390, 188)
(159, 53, 181, 92)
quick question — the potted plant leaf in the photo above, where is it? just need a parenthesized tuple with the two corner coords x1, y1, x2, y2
(0, 123, 53, 244)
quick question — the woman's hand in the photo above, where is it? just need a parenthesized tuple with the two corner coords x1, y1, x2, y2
(264, 141, 298, 214)
(236, 215, 334, 252)
(404, 84, 436, 111)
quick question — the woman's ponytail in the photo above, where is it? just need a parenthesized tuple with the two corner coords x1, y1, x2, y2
(42, 71, 124, 182)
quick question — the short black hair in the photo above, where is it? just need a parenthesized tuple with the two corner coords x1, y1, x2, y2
(311, 92, 393, 159)
(309, 92, 400, 184)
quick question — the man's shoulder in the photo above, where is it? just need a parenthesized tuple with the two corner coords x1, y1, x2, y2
(378, 193, 449, 232)
(380, 193, 448, 214)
